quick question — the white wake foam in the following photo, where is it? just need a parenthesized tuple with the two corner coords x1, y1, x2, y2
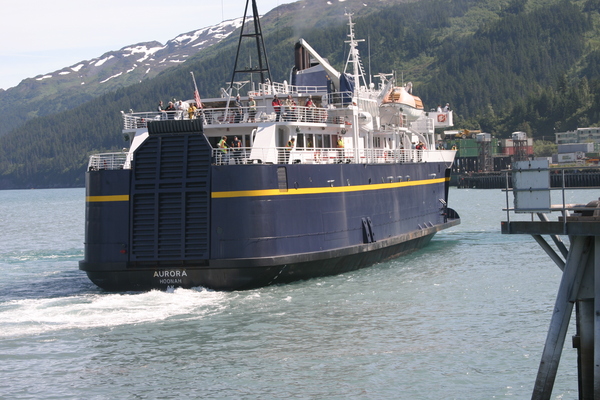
(0, 287, 230, 338)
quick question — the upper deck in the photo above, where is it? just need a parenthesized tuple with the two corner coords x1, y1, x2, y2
(123, 82, 381, 130)
(97, 78, 455, 172)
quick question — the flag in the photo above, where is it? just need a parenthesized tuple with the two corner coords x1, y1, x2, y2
(194, 90, 202, 109)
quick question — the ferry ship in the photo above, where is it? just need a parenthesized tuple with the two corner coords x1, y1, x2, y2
(79, 9, 460, 291)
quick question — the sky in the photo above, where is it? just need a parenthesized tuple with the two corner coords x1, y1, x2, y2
(0, 0, 295, 90)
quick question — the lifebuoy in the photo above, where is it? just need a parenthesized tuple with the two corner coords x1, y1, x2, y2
(437, 114, 446, 123)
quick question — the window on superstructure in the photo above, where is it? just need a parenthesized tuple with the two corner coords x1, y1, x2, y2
(316, 134, 323, 149)
(306, 134, 314, 148)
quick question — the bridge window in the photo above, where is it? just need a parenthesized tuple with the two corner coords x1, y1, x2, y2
(295, 133, 335, 149)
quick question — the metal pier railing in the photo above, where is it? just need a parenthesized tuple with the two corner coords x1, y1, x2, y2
(501, 160, 600, 400)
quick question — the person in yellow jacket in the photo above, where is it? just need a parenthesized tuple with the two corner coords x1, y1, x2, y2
(337, 136, 344, 162)
(285, 138, 295, 163)
(188, 103, 197, 119)
(218, 136, 229, 164)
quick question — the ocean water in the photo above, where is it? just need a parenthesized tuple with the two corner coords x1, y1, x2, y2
(0, 187, 594, 399)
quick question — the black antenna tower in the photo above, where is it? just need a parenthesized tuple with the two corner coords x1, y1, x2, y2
(229, 0, 272, 90)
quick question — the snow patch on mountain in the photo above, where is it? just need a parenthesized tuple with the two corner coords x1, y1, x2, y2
(94, 55, 115, 67)
(100, 72, 123, 83)
(25, 17, 244, 88)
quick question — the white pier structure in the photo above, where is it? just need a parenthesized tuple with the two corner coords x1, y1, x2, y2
(502, 160, 600, 400)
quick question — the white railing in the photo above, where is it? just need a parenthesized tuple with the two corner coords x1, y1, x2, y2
(122, 110, 208, 129)
(262, 82, 327, 95)
(88, 152, 128, 170)
(201, 106, 339, 125)
(87, 147, 434, 171)
(122, 112, 164, 129)
(211, 147, 427, 166)
(122, 106, 342, 128)
(202, 106, 268, 124)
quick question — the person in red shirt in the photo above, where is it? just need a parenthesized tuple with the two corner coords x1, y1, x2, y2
(272, 95, 282, 121)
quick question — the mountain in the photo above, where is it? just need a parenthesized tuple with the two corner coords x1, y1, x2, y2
(2, 0, 600, 190)
(0, 18, 244, 136)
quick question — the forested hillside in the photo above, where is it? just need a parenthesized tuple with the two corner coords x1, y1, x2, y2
(2, 0, 600, 189)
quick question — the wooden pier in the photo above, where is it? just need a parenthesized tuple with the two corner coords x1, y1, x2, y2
(501, 160, 600, 400)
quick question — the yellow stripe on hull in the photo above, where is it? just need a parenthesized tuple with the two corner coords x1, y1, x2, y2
(211, 177, 447, 199)
(86, 195, 130, 202)
(85, 178, 447, 201)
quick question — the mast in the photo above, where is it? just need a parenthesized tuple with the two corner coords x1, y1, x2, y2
(343, 12, 366, 162)
(229, 0, 273, 92)
(343, 12, 367, 92)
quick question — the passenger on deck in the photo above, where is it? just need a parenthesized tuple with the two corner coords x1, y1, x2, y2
(272, 95, 282, 121)
(437, 104, 442, 112)
(285, 138, 295, 163)
(188, 103, 197, 120)
(218, 136, 229, 164)
(248, 96, 257, 122)
(336, 136, 344, 163)
(178, 100, 189, 120)
(157, 101, 166, 120)
(284, 95, 297, 121)
(231, 136, 242, 164)
(443, 103, 451, 112)
(164, 102, 176, 119)
(234, 95, 243, 123)
(305, 96, 315, 122)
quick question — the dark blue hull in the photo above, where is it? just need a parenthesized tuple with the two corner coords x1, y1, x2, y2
(84, 228, 441, 291)
(80, 123, 459, 291)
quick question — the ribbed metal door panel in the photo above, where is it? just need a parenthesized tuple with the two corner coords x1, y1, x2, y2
(130, 133, 211, 261)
